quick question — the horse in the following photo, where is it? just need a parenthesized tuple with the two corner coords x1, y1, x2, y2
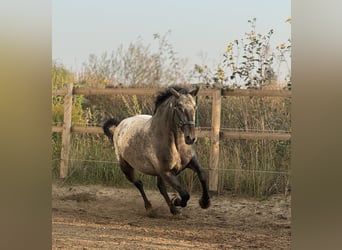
(103, 85, 211, 215)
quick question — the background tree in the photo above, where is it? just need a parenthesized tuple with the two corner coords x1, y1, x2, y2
(192, 18, 291, 89)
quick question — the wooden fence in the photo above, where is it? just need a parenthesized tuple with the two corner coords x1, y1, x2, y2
(52, 84, 291, 192)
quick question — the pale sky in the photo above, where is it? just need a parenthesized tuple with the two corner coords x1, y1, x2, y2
(52, 0, 291, 73)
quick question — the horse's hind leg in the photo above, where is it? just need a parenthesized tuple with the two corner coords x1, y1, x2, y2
(119, 159, 152, 211)
(157, 176, 179, 215)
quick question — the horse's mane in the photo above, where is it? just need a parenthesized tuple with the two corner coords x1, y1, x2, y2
(154, 85, 191, 114)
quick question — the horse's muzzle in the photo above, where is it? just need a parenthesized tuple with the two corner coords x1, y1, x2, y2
(182, 122, 196, 145)
(185, 135, 197, 145)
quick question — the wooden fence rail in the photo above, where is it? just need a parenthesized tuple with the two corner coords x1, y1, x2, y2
(52, 84, 291, 192)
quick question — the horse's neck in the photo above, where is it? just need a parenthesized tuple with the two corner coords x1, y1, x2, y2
(151, 101, 193, 165)
(151, 101, 183, 147)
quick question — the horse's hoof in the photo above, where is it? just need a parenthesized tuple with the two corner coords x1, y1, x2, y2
(170, 206, 181, 215)
(145, 201, 152, 210)
(146, 207, 157, 218)
(199, 197, 211, 209)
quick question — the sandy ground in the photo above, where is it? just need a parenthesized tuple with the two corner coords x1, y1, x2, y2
(52, 184, 291, 249)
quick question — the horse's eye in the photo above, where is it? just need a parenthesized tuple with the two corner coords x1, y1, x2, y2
(176, 105, 183, 111)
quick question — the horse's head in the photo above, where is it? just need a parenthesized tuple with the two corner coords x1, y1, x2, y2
(170, 86, 199, 145)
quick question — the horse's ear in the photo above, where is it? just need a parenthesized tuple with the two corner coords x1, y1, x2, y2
(189, 85, 200, 96)
(170, 87, 180, 98)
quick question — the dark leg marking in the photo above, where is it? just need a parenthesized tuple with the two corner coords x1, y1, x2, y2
(134, 179, 152, 210)
(161, 171, 190, 208)
(157, 176, 179, 215)
(119, 158, 152, 210)
(187, 156, 211, 209)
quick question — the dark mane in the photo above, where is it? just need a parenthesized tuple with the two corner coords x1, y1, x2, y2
(154, 85, 191, 114)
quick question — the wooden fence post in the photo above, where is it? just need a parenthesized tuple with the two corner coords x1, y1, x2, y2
(60, 83, 73, 178)
(209, 87, 221, 193)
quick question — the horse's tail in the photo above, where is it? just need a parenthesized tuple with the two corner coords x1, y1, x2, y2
(103, 118, 120, 143)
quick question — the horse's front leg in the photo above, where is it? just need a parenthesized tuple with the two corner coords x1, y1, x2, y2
(157, 176, 179, 215)
(161, 171, 190, 209)
(188, 156, 211, 209)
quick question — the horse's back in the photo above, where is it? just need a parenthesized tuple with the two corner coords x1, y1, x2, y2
(117, 115, 151, 129)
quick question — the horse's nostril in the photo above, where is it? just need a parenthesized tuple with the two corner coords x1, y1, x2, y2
(185, 136, 195, 144)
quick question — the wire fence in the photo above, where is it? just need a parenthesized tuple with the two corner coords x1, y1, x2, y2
(51, 157, 290, 175)
(53, 122, 291, 134)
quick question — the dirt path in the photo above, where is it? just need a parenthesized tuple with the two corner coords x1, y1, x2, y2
(52, 184, 291, 249)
